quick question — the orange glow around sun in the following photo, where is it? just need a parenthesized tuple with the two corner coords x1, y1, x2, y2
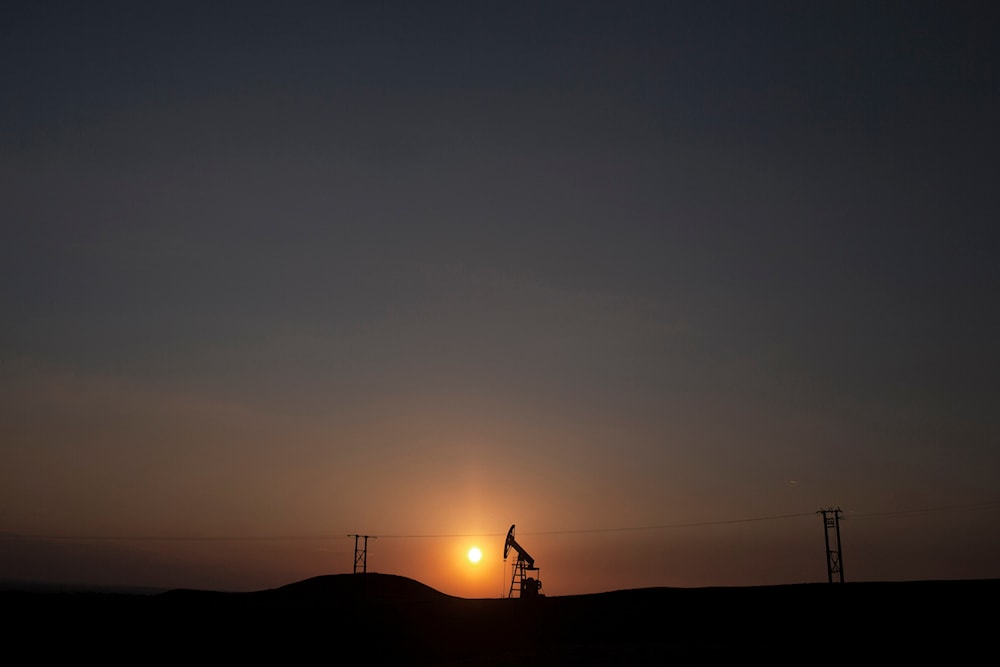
(409, 537, 500, 598)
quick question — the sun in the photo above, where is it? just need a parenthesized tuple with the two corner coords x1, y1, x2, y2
(467, 546, 482, 564)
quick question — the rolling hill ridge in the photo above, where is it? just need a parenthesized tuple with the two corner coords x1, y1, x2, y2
(4, 574, 994, 664)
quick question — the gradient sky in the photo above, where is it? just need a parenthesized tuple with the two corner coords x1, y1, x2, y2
(2, 1, 999, 597)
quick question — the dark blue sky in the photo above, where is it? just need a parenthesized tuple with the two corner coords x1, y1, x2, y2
(2, 1, 998, 595)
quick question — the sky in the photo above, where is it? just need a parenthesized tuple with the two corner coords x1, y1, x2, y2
(2, 1, 999, 598)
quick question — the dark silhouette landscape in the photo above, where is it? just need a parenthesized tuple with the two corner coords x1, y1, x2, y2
(5, 6, 1000, 649)
(4, 573, 994, 664)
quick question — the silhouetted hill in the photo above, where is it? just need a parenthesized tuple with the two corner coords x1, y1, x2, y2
(159, 572, 454, 606)
(4, 575, 996, 664)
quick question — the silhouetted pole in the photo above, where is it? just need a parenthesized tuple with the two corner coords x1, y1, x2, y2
(349, 534, 376, 574)
(817, 508, 844, 583)
(822, 513, 831, 582)
(834, 510, 844, 582)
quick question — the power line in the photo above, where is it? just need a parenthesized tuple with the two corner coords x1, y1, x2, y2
(3, 513, 815, 542)
(340, 511, 825, 539)
(846, 501, 1000, 519)
(376, 531, 503, 539)
(0, 534, 351, 542)
(523, 511, 817, 536)
(6, 501, 999, 543)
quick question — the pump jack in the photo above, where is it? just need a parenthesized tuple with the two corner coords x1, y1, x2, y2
(503, 524, 543, 598)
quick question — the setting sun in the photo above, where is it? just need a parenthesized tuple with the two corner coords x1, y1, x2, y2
(467, 546, 482, 564)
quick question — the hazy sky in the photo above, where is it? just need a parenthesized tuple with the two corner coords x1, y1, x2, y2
(2, 1, 998, 597)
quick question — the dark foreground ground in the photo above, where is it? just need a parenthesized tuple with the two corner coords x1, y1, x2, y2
(3, 574, 996, 665)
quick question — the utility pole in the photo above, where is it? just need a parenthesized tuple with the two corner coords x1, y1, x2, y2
(348, 534, 376, 574)
(817, 508, 844, 583)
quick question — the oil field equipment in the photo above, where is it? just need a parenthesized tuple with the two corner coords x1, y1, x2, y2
(503, 524, 543, 598)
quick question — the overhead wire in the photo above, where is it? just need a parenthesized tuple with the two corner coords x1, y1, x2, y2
(846, 500, 1000, 519)
(521, 511, 817, 536)
(6, 500, 999, 543)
